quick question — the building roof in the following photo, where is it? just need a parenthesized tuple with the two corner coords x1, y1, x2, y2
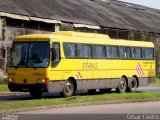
(0, 0, 160, 33)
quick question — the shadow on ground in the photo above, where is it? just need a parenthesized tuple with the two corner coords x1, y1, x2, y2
(0, 89, 145, 102)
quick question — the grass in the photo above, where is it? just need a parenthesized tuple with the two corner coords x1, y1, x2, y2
(0, 84, 8, 92)
(0, 92, 160, 113)
(0, 78, 160, 113)
(154, 78, 160, 86)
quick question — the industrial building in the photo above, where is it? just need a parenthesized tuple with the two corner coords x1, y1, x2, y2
(0, 0, 160, 75)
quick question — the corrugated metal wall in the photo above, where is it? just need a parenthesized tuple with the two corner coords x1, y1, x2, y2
(0, 17, 160, 77)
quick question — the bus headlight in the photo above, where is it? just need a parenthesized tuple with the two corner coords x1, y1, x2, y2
(36, 78, 50, 84)
(8, 78, 15, 83)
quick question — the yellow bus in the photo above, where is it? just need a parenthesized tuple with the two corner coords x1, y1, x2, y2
(8, 31, 155, 98)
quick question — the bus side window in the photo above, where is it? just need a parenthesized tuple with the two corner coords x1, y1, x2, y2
(77, 44, 92, 58)
(142, 48, 154, 59)
(126, 47, 131, 59)
(146, 48, 154, 59)
(63, 43, 76, 58)
(92, 45, 105, 58)
(132, 47, 142, 59)
(106, 46, 119, 58)
(52, 42, 60, 67)
(119, 47, 126, 58)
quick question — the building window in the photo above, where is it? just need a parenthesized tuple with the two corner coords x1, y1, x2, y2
(23, 21, 38, 30)
(108, 29, 118, 39)
(39, 22, 55, 31)
(118, 30, 129, 40)
(6, 18, 22, 28)
(2, 48, 6, 58)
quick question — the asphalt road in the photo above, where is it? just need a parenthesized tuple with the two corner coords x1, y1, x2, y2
(0, 101, 160, 120)
(19, 101, 160, 114)
(0, 86, 160, 101)
(16, 101, 160, 120)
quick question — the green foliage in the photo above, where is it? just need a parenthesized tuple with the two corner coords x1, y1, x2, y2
(0, 84, 8, 92)
(155, 78, 160, 86)
(0, 92, 160, 112)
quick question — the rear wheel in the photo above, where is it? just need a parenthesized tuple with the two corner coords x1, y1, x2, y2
(116, 77, 127, 93)
(61, 80, 74, 97)
(127, 77, 137, 92)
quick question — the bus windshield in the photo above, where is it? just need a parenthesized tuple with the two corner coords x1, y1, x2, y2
(10, 42, 50, 68)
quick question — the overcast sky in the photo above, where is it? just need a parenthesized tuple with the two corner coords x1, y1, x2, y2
(119, 0, 160, 9)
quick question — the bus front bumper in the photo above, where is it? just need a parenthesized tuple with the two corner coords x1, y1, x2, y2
(8, 83, 49, 92)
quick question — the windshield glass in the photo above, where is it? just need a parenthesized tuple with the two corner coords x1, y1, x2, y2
(10, 42, 50, 68)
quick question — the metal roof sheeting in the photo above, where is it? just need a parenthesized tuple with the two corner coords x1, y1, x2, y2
(0, 0, 160, 33)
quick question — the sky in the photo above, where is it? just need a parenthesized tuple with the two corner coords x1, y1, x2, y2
(119, 0, 160, 9)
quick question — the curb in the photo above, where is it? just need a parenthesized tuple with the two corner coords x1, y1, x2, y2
(0, 92, 28, 96)
(1, 98, 160, 114)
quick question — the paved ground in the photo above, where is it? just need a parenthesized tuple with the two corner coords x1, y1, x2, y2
(15, 101, 160, 120)
(19, 101, 160, 114)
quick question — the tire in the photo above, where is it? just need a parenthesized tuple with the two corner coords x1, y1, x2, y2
(61, 80, 74, 97)
(127, 77, 137, 92)
(29, 88, 42, 98)
(88, 89, 96, 94)
(116, 77, 127, 93)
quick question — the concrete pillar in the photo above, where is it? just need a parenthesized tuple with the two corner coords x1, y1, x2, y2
(0, 17, 7, 70)
(55, 24, 60, 32)
(0, 17, 3, 69)
(0, 17, 2, 51)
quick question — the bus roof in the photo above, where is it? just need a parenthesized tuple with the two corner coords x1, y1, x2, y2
(15, 31, 154, 48)
(52, 31, 110, 39)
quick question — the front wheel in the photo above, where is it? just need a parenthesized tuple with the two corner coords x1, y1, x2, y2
(116, 77, 127, 93)
(61, 80, 74, 97)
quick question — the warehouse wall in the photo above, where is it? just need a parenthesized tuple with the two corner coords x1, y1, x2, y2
(0, 17, 160, 76)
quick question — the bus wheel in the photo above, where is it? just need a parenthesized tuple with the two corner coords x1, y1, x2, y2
(88, 89, 96, 94)
(116, 77, 127, 93)
(127, 77, 137, 92)
(29, 88, 42, 98)
(61, 80, 74, 97)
